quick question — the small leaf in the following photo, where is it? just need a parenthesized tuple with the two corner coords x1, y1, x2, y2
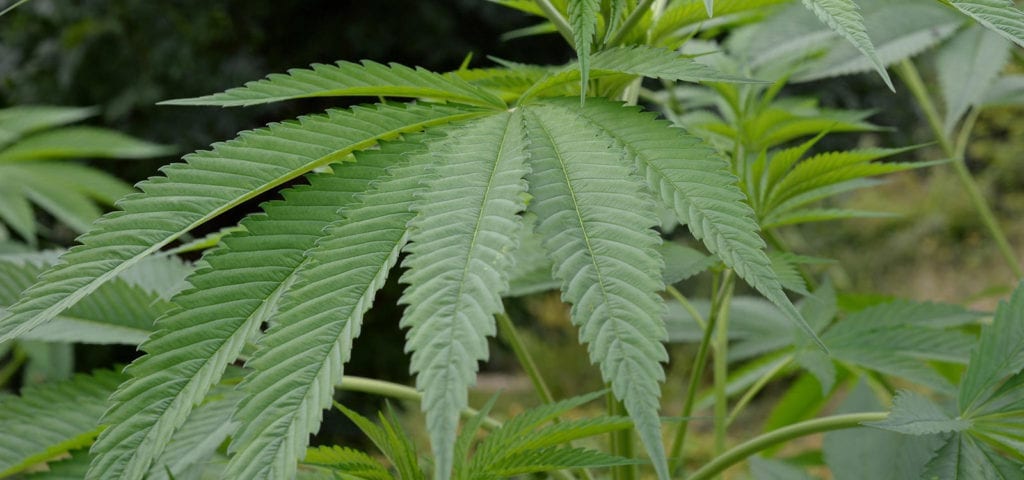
(867, 390, 972, 435)
(800, 0, 894, 90)
(660, 242, 717, 285)
(959, 281, 1024, 413)
(936, 24, 1012, 134)
(569, 0, 601, 100)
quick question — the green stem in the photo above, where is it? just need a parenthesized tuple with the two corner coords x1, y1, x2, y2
(497, 313, 595, 480)
(608, 393, 636, 480)
(712, 271, 735, 460)
(667, 271, 728, 475)
(725, 355, 793, 428)
(0, 0, 32, 17)
(606, 0, 655, 46)
(895, 60, 1023, 280)
(667, 285, 706, 331)
(336, 376, 503, 431)
(496, 313, 556, 405)
(533, 0, 574, 44)
(688, 412, 888, 480)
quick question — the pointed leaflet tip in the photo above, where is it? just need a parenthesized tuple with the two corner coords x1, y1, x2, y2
(704, 0, 714, 17)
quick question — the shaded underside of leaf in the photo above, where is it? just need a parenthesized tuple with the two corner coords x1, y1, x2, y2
(88, 161, 389, 480)
(554, 97, 820, 347)
(222, 137, 442, 480)
(399, 112, 529, 479)
(523, 105, 671, 480)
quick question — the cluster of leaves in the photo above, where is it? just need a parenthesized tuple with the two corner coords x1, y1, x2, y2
(302, 391, 636, 480)
(1, 0, 1023, 479)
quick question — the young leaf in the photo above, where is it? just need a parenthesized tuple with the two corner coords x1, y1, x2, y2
(520, 45, 758, 101)
(523, 107, 671, 480)
(0, 370, 125, 477)
(557, 98, 823, 348)
(959, 280, 1024, 414)
(336, 404, 423, 480)
(302, 446, 392, 480)
(0, 103, 485, 344)
(823, 381, 946, 480)
(88, 159, 390, 480)
(482, 447, 638, 477)
(161, 60, 506, 109)
(568, 0, 600, 99)
(936, 24, 1012, 134)
(221, 143, 437, 480)
(400, 112, 529, 479)
(921, 434, 1024, 479)
(660, 242, 717, 285)
(867, 390, 973, 435)
(800, 0, 894, 90)
(941, 0, 1024, 48)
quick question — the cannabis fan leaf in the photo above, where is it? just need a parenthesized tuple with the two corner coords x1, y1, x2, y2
(0, 57, 809, 480)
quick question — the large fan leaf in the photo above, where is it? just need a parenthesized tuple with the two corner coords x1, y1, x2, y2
(800, 0, 894, 89)
(0, 103, 485, 343)
(222, 138, 441, 480)
(942, 0, 1024, 48)
(557, 98, 821, 347)
(523, 106, 670, 480)
(87, 161, 387, 479)
(162, 60, 506, 109)
(0, 370, 125, 477)
(399, 112, 529, 479)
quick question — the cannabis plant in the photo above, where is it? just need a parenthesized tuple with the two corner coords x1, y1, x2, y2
(1, 0, 1024, 479)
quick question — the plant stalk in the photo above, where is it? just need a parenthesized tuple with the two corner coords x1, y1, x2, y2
(496, 313, 556, 405)
(533, 0, 574, 44)
(725, 355, 793, 428)
(608, 393, 636, 480)
(496, 312, 596, 480)
(667, 285, 706, 331)
(712, 271, 735, 460)
(336, 376, 503, 431)
(606, 0, 655, 46)
(687, 412, 888, 480)
(667, 270, 731, 475)
(895, 60, 1023, 280)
